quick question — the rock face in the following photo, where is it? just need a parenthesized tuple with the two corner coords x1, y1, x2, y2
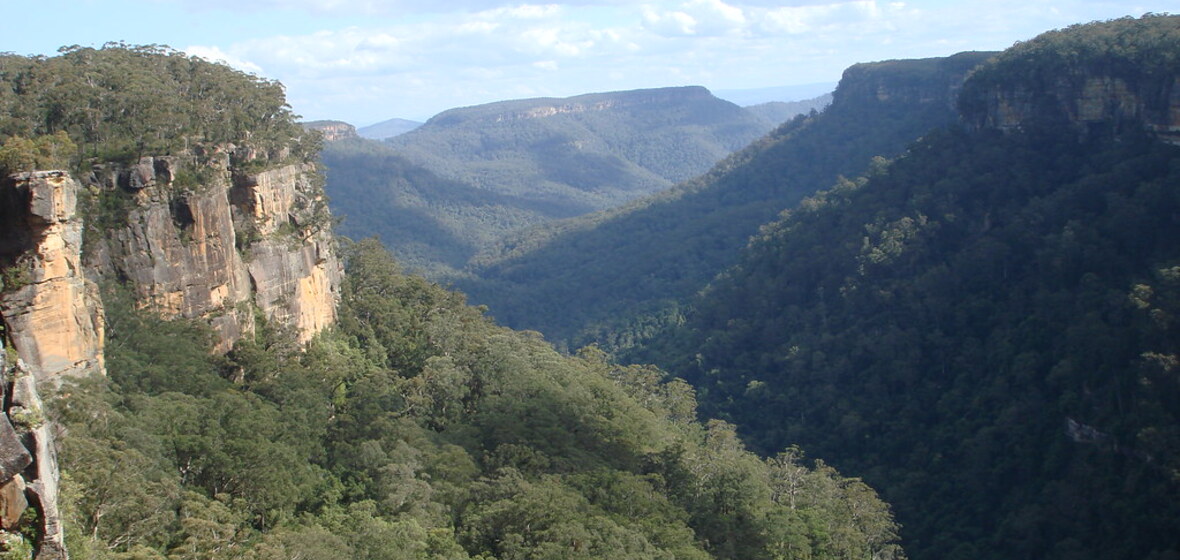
(302, 120, 358, 141)
(832, 51, 997, 112)
(957, 17, 1180, 142)
(961, 72, 1180, 142)
(10, 371, 66, 560)
(0, 350, 65, 559)
(88, 152, 341, 350)
(0, 171, 105, 380)
(0, 148, 343, 559)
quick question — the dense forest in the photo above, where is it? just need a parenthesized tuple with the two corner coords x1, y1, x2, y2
(0, 44, 905, 560)
(321, 137, 571, 275)
(57, 239, 903, 560)
(0, 43, 316, 172)
(457, 52, 992, 352)
(6, 14, 1180, 560)
(634, 15, 1180, 560)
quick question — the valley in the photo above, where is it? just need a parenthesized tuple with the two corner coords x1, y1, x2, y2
(0, 12, 1177, 560)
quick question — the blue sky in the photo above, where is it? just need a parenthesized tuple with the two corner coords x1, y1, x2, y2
(8, 0, 1175, 125)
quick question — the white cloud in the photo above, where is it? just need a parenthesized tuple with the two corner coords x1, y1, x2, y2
(755, 1, 886, 35)
(643, 7, 700, 36)
(175, 0, 1162, 124)
(183, 45, 265, 74)
(642, 0, 747, 37)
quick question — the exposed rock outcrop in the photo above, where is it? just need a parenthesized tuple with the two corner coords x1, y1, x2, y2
(301, 120, 357, 142)
(832, 51, 998, 111)
(88, 152, 341, 350)
(0, 351, 66, 559)
(0, 148, 343, 559)
(11, 371, 66, 560)
(0, 171, 105, 381)
(957, 16, 1180, 142)
(961, 72, 1180, 142)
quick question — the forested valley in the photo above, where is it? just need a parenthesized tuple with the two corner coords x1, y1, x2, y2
(58, 239, 902, 560)
(2, 13, 1180, 560)
(321, 86, 792, 276)
(0, 44, 901, 560)
(632, 15, 1180, 560)
(455, 52, 991, 352)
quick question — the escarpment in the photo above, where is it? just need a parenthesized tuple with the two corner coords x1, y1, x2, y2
(0, 149, 341, 558)
(86, 150, 341, 352)
(0, 171, 105, 381)
(958, 15, 1180, 141)
(833, 51, 997, 110)
(0, 43, 347, 560)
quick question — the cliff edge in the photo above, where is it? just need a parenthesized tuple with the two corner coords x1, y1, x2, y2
(959, 15, 1180, 142)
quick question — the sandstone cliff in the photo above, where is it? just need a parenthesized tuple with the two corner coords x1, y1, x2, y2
(957, 16, 1180, 142)
(86, 149, 341, 351)
(0, 150, 342, 558)
(302, 120, 358, 142)
(961, 71, 1180, 142)
(0, 171, 105, 380)
(832, 51, 997, 112)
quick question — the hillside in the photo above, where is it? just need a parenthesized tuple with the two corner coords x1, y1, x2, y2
(322, 137, 566, 273)
(744, 93, 833, 126)
(634, 15, 1180, 560)
(322, 86, 779, 273)
(458, 51, 994, 351)
(0, 44, 905, 560)
(357, 118, 422, 140)
(386, 85, 773, 213)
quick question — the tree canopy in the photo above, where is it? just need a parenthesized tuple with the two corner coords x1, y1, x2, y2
(54, 239, 905, 560)
(0, 43, 312, 170)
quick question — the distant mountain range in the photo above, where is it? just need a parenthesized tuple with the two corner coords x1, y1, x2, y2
(714, 82, 837, 106)
(744, 94, 833, 125)
(458, 52, 992, 350)
(322, 85, 811, 273)
(357, 117, 422, 139)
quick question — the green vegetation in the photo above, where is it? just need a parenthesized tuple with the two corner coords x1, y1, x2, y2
(388, 86, 772, 201)
(457, 52, 994, 352)
(0, 43, 317, 179)
(322, 86, 779, 275)
(55, 239, 904, 560)
(633, 17, 1180, 556)
(959, 14, 1180, 131)
(0, 131, 76, 175)
(321, 137, 562, 275)
(0, 43, 311, 165)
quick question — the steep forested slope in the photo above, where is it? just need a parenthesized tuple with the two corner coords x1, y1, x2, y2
(636, 15, 1180, 560)
(0, 44, 907, 560)
(460, 52, 994, 351)
(322, 137, 568, 274)
(58, 240, 905, 560)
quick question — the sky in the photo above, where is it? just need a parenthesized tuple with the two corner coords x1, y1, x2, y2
(7, 0, 1177, 125)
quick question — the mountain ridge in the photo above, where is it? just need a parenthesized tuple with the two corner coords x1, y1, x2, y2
(323, 84, 787, 273)
(458, 51, 996, 350)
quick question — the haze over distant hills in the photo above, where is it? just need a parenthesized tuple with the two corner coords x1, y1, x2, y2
(322, 85, 797, 273)
(714, 82, 837, 106)
(357, 117, 422, 140)
(458, 52, 991, 350)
